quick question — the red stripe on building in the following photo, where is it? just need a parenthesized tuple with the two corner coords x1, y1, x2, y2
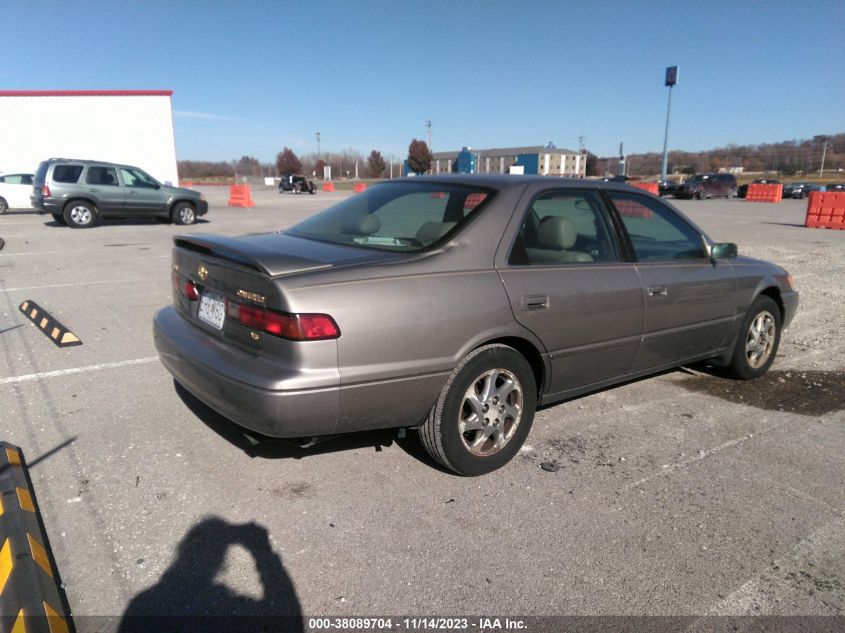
(0, 90, 173, 97)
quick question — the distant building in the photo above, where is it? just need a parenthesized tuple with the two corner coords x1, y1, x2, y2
(431, 143, 586, 177)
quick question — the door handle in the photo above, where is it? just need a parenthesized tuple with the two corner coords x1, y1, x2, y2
(647, 286, 668, 297)
(88, 188, 100, 192)
(521, 294, 549, 311)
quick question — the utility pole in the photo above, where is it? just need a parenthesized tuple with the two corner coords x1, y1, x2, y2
(316, 131, 321, 159)
(819, 139, 828, 179)
(661, 66, 679, 183)
(425, 120, 432, 150)
(578, 136, 585, 153)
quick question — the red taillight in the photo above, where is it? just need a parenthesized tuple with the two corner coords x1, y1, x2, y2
(41, 184, 51, 197)
(184, 282, 198, 301)
(297, 314, 341, 340)
(227, 301, 339, 340)
(172, 273, 198, 301)
(226, 302, 263, 329)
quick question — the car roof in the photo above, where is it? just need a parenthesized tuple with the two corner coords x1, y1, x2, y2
(405, 174, 643, 193)
(43, 158, 146, 171)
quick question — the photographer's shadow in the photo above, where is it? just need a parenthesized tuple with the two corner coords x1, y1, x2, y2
(119, 516, 302, 633)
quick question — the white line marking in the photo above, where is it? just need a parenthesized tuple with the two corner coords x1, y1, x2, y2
(626, 422, 787, 489)
(0, 279, 152, 293)
(0, 357, 159, 385)
(0, 251, 169, 258)
(703, 515, 845, 615)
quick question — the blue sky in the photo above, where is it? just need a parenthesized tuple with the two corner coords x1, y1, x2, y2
(5, 0, 844, 161)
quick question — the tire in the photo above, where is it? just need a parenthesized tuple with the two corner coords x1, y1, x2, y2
(419, 344, 537, 476)
(726, 188, 736, 199)
(172, 202, 197, 225)
(51, 213, 66, 225)
(0, 197, 7, 214)
(699, 190, 709, 200)
(63, 200, 97, 228)
(725, 296, 782, 380)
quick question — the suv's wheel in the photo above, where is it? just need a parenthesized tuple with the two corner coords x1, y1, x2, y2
(172, 202, 197, 225)
(51, 213, 66, 225)
(725, 296, 782, 380)
(419, 344, 537, 476)
(0, 197, 7, 214)
(699, 190, 709, 200)
(64, 201, 97, 228)
(726, 188, 736, 199)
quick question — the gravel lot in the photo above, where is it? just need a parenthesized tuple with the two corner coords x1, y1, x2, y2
(0, 186, 842, 626)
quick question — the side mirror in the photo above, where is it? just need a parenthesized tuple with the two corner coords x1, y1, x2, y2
(711, 242, 738, 260)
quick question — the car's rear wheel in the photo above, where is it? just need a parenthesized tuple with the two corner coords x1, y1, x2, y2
(419, 344, 537, 476)
(699, 190, 709, 200)
(51, 213, 66, 225)
(725, 296, 782, 380)
(726, 188, 736, 199)
(172, 202, 197, 225)
(64, 201, 97, 228)
(0, 197, 7, 214)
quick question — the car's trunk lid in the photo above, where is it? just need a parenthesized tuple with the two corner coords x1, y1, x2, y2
(171, 232, 400, 354)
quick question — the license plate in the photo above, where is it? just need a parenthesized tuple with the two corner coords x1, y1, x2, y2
(198, 291, 226, 330)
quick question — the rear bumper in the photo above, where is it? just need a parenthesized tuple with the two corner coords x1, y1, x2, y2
(153, 306, 339, 437)
(31, 196, 62, 213)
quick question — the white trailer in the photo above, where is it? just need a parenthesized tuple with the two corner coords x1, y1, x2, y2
(0, 90, 179, 185)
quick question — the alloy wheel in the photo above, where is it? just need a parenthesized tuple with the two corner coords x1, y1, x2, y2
(458, 368, 523, 457)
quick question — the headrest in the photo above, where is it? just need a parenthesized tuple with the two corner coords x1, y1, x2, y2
(415, 221, 456, 246)
(342, 213, 381, 236)
(536, 216, 577, 250)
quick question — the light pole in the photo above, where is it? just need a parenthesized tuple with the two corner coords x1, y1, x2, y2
(819, 138, 828, 179)
(425, 120, 432, 150)
(660, 66, 678, 182)
(316, 131, 321, 159)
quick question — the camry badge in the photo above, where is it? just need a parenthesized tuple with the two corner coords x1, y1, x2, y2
(236, 289, 266, 304)
(198, 265, 208, 281)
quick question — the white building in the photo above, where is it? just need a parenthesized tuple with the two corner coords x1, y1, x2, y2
(0, 90, 179, 185)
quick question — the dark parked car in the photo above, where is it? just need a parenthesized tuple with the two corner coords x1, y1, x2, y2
(737, 179, 781, 199)
(825, 183, 845, 192)
(279, 175, 316, 194)
(30, 158, 207, 227)
(657, 179, 679, 196)
(154, 176, 798, 475)
(782, 182, 821, 199)
(674, 173, 738, 199)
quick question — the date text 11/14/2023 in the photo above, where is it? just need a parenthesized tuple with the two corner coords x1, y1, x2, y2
(307, 617, 528, 631)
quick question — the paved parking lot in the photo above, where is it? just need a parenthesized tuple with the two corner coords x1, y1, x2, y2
(0, 186, 843, 624)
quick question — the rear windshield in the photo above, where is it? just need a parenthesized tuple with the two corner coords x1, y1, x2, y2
(35, 162, 50, 184)
(285, 181, 494, 252)
(52, 164, 84, 183)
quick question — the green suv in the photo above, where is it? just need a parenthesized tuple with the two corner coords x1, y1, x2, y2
(30, 158, 208, 228)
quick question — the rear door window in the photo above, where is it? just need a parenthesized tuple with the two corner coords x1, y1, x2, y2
(85, 166, 119, 186)
(1, 174, 32, 185)
(52, 165, 83, 183)
(509, 190, 619, 265)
